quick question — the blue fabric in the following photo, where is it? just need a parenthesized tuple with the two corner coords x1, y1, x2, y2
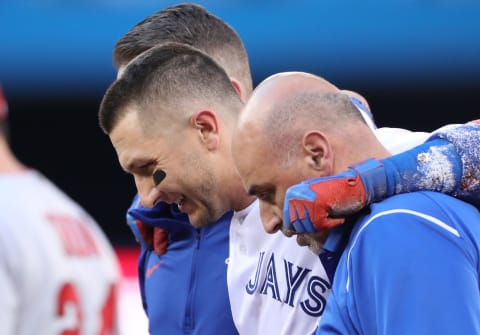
(429, 123, 480, 205)
(350, 96, 377, 130)
(380, 138, 462, 199)
(125, 193, 151, 250)
(377, 124, 480, 207)
(127, 198, 238, 334)
(317, 191, 480, 334)
(319, 220, 355, 284)
(128, 197, 192, 235)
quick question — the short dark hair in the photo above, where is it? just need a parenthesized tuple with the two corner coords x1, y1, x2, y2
(113, 3, 252, 93)
(99, 42, 242, 135)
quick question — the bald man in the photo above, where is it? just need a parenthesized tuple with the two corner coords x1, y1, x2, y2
(232, 71, 480, 335)
(233, 72, 389, 246)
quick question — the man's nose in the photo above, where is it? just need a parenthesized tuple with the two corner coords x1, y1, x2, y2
(259, 201, 283, 234)
(134, 175, 162, 208)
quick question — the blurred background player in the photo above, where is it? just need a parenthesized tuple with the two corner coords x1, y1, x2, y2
(0, 85, 121, 335)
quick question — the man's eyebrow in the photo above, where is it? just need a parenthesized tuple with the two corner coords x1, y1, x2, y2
(123, 161, 137, 173)
(124, 158, 152, 172)
(247, 185, 260, 197)
(247, 184, 273, 197)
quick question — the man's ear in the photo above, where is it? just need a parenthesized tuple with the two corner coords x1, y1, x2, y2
(302, 131, 333, 172)
(230, 78, 248, 103)
(190, 110, 220, 150)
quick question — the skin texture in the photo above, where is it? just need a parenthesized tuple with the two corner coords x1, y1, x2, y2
(0, 90, 23, 173)
(232, 72, 390, 248)
(0, 137, 23, 173)
(341, 89, 371, 111)
(108, 91, 254, 228)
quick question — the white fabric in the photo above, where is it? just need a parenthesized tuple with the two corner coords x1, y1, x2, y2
(374, 127, 431, 154)
(228, 200, 328, 335)
(0, 170, 121, 335)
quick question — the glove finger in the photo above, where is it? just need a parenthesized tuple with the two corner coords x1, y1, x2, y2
(285, 201, 304, 231)
(292, 208, 317, 233)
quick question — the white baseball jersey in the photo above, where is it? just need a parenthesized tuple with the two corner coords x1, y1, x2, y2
(228, 201, 328, 335)
(227, 127, 432, 335)
(0, 170, 121, 335)
(374, 127, 430, 154)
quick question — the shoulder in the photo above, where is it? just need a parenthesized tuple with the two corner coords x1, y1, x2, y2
(374, 127, 430, 154)
(349, 192, 480, 260)
(357, 191, 477, 236)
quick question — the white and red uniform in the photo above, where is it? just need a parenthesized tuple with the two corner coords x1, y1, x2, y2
(0, 170, 121, 335)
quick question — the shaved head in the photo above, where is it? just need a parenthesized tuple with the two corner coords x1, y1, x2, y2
(232, 71, 389, 236)
(235, 72, 366, 168)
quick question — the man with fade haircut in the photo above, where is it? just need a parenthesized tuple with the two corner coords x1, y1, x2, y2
(114, 3, 252, 100)
(231, 71, 480, 335)
(100, 43, 242, 335)
(106, 3, 480, 334)
(0, 85, 121, 335)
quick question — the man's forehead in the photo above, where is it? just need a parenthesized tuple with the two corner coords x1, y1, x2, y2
(109, 112, 143, 148)
(114, 137, 154, 170)
(110, 113, 162, 167)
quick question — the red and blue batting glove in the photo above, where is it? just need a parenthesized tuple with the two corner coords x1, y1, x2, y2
(284, 159, 387, 233)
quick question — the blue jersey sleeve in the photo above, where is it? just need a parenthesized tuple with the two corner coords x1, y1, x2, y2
(373, 123, 480, 206)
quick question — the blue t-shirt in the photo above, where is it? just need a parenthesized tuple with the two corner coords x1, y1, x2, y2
(317, 191, 480, 335)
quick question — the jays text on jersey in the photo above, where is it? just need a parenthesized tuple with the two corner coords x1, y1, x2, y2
(228, 200, 329, 334)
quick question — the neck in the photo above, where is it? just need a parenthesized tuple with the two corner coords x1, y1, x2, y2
(334, 124, 390, 173)
(227, 174, 256, 211)
(0, 139, 25, 173)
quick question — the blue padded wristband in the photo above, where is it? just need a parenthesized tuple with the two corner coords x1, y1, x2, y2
(350, 158, 388, 204)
